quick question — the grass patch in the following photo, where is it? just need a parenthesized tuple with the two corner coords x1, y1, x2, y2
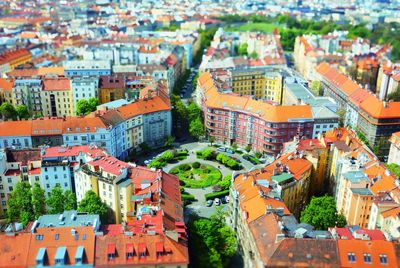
(170, 163, 222, 188)
(225, 22, 282, 33)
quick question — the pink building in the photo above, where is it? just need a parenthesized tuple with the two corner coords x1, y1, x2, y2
(197, 72, 314, 155)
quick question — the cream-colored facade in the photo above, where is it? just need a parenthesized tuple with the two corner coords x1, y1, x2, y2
(74, 162, 129, 224)
(41, 89, 74, 117)
(125, 115, 144, 150)
(230, 69, 283, 103)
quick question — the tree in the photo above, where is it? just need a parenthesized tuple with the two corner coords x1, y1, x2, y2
(0, 102, 17, 120)
(160, 151, 174, 162)
(46, 185, 65, 214)
(76, 98, 98, 115)
(16, 105, 29, 119)
(78, 190, 108, 222)
(7, 182, 34, 226)
(64, 190, 77, 210)
(139, 142, 151, 155)
(245, 144, 252, 153)
(250, 51, 258, 59)
(189, 117, 205, 140)
(386, 163, 400, 178)
(237, 43, 248, 56)
(202, 148, 214, 160)
(188, 209, 236, 267)
(217, 175, 231, 191)
(164, 135, 175, 148)
(187, 102, 202, 122)
(300, 195, 346, 230)
(208, 136, 215, 146)
(32, 183, 46, 219)
(336, 108, 346, 127)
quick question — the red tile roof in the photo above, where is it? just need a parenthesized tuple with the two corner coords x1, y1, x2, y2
(43, 145, 107, 158)
(0, 49, 31, 65)
(337, 240, 398, 268)
(26, 226, 96, 267)
(88, 156, 130, 176)
(0, 233, 31, 268)
(0, 78, 14, 92)
(94, 232, 188, 267)
(43, 77, 71, 91)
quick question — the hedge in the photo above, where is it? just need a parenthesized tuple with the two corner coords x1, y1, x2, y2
(205, 190, 230, 200)
(181, 193, 196, 201)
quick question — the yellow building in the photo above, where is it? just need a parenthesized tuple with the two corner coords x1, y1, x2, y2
(336, 170, 373, 228)
(229, 69, 283, 103)
(42, 77, 74, 117)
(74, 156, 131, 224)
(0, 49, 32, 75)
(99, 75, 125, 104)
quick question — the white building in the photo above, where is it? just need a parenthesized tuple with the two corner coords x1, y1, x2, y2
(41, 145, 107, 196)
(71, 76, 99, 112)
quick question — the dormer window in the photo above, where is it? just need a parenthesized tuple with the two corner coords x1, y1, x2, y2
(75, 246, 84, 265)
(36, 248, 46, 266)
(348, 253, 356, 263)
(107, 243, 116, 261)
(156, 242, 164, 257)
(364, 253, 372, 263)
(138, 243, 146, 258)
(55, 247, 67, 265)
(126, 243, 134, 259)
(380, 254, 388, 264)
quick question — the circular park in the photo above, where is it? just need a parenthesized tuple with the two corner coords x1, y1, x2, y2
(169, 162, 222, 188)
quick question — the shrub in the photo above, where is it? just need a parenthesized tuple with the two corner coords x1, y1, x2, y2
(205, 190, 230, 200)
(179, 163, 191, 171)
(245, 145, 252, 152)
(148, 160, 167, 168)
(170, 168, 179, 174)
(181, 193, 196, 201)
(160, 151, 174, 162)
(192, 162, 201, 168)
(255, 152, 262, 158)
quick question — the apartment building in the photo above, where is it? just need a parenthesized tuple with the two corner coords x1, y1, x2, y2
(74, 155, 130, 223)
(388, 132, 400, 165)
(0, 207, 188, 267)
(64, 60, 112, 77)
(42, 77, 74, 117)
(0, 94, 171, 158)
(11, 78, 43, 115)
(98, 75, 125, 104)
(197, 72, 314, 155)
(229, 150, 400, 268)
(228, 69, 283, 103)
(316, 62, 400, 153)
(71, 76, 99, 112)
(0, 49, 32, 76)
(0, 149, 41, 217)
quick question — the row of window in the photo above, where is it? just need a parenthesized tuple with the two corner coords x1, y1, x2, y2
(347, 253, 388, 264)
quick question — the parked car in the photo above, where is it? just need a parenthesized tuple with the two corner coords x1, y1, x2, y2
(226, 149, 234, 154)
(243, 155, 250, 161)
(232, 157, 241, 163)
(225, 196, 230, 203)
(217, 147, 226, 152)
(206, 200, 213, 207)
(214, 198, 221, 206)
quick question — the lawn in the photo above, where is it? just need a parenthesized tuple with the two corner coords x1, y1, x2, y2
(170, 163, 222, 188)
(225, 23, 283, 33)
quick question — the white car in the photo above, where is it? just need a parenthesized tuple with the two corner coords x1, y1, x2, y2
(214, 198, 221, 206)
(225, 196, 230, 203)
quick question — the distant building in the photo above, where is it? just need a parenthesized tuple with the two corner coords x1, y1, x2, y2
(64, 60, 112, 77)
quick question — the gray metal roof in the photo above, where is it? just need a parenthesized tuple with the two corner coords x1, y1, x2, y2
(36, 210, 100, 229)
